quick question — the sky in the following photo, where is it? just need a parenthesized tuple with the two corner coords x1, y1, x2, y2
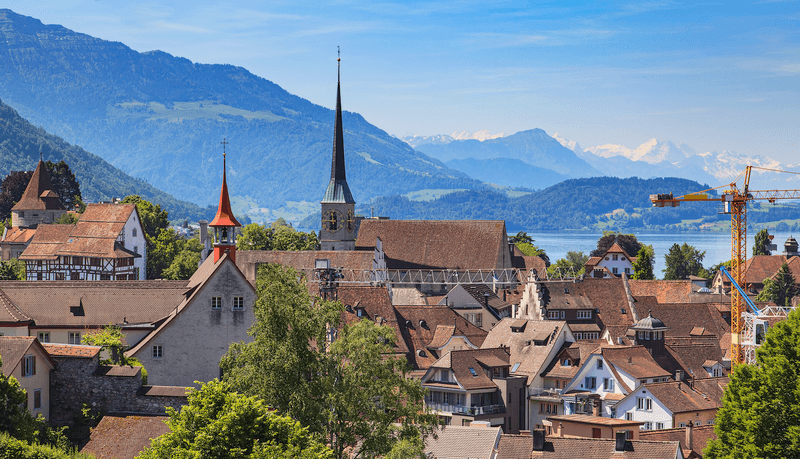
(6, 1, 800, 163)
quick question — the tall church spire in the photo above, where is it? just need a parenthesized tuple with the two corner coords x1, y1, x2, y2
(322, 49, 355, 204)
(209, 139, 241, 263)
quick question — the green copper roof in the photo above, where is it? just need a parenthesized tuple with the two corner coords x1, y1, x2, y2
(322, 179, 355, 204)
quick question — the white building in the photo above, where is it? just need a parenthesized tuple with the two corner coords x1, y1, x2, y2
(584, 242, 636, 278)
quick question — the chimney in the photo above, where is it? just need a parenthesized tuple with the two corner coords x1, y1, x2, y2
(532, 429, 545, 451)
(615, 431, 627, 452)
(685, 423, 693, 451)
(557, 423, 563, 437)
(675, 370, 683, 381)
(589, 393, 601, 417)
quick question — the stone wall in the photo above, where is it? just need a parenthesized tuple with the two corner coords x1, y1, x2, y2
(49, 354, 187, 425)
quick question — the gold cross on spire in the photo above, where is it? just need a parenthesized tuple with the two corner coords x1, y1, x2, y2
(220, 138, 229, 158)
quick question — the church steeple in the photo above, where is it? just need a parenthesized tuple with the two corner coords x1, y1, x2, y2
(320, 49, 358, 251)
(209, 139, 241, 263)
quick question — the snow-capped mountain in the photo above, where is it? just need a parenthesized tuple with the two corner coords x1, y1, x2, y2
(586, 139, 695, 164)
(450, 129, 506, 141)
(552, 132, 584, 155)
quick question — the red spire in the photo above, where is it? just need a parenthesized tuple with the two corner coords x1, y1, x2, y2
(209, 142, 241, 228)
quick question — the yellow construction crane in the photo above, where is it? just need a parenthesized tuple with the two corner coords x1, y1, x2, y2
(650, 166, 800, 366)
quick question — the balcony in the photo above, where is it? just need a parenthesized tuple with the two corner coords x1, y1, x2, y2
(529, 387, 562, 400)
(426, 402, 505, 416)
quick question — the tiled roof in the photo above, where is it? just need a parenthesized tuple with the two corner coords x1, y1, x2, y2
(137, 385, 191, 397)
(12, 160, 64, 211)
(548, 414, 644, 427)
(235, 250, 375, 284)
(391, 288, 428, 305)
(0, 288, 31, 323)
(452, 283, 511, 315)
(80, 415, 171, 459)
(335, 286, 409, 357)
(735, 255, 800, 286)
(643, 377, 729, 414)
(95, 365, 142, 377)
(603, 346, 672, 382)
(394, 304, 487, 370)
(639, 425, 716, 457)
(496, 434, 681, 459)
(355, 219, 510, 269)
(661, 343, 726, 380)
(18, 224, 73, 260)
(428, 347, 511, 390)
(628, 280, 695, 303)
(42, 343, 101, 358)
(0, 279, 188, 327)
(632, 298, 730, 339)
(542, 278, 635, 337)
(511, 254, 547, 273)
(1, 227, 37, 244)
(0, 336, 55, 376)
(541, 341, 597, 379)
(424, 425, 501, 459)
(482, 318, 565, 385)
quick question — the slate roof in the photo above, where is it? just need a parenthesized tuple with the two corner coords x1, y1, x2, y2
(424, 425, 502, 459)
(481, 318, 565, 385)
(12, 160, 64, 212)
(0, 336, 55, 376)
(80, 415, 170, 459)
(234, 249, 375, 285)
(427, 347, 511, 390)
(394, 304, 487, 371)
(20, 203, 140, 260)
(0, 280, 188, 327)
(496, 434, 681, 459)
(322, 78, 355, 204)
(42, 343, 101, 358)
(640, 378, 728, 414)
(602, 346, 672, 387)
(355, 219, 510, 269)
(336, 286, 409, 357)
(640, 425, 716, 458)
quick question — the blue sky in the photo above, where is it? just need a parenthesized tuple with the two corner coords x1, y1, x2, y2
(7, 1, 799, 163)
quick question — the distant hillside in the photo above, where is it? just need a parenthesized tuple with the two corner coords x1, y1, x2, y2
(359, 176, 730, 231)
(0, 9, 481, 216)
(0, 99, 209, 219)
(445, 157, 570, 190)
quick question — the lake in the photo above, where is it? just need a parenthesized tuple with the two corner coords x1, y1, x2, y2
(526, 231, 797, 277)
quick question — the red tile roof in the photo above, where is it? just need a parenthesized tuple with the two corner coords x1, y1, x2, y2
(497, 434, 681, 458)
(11, 160, 64, 212)
(482, 318, 565, 385)
(335, 286, 409, 357)
(41, 343, 101, 358)
(355, 219, 511, 269)
(642, 378, 728, 414)
(602, 346, 672, 384)
(639, 425, 716, 458)
(1, 227, 37, 244)
(235, 250, 375, 284)
(427, 347, 511, 390)
(628, 280, 695, 303)
(80, 415, 170, 459)
(208, 162, 241, 228)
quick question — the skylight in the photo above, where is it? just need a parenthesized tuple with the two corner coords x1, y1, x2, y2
(469, 367, 478, 377)
(511, 362, 521, 373)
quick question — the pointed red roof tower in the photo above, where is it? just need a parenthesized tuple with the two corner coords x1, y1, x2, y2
(208, 139, 241, 263)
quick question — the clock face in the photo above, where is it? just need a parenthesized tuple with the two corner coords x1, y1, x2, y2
(346, 209, 355, 232)
(323, 209, 340, 233)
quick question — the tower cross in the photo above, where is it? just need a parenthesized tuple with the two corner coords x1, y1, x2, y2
(220, 138, 229, 158)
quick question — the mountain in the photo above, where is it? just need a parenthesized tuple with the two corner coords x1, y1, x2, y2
(414, 129, 602, 177)
(450, 129, 506, 141)
(400, 134, 456, 149)
(586, 139, 695, 164)
(444, 158, 570, 190)
(0, 99, 208, 219)
(0, 9, 481, 218)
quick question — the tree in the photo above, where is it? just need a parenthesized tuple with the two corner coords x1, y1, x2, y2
(753, 228, 772, 256)
(239, 223, 272, 250)
(221, 264, 438, 459)
(756, 262, 797, 307)
(161, 238, 203, 280)
(509, 231, 533, 245)
(82, 325, 148, 383)
(137, 379, 333, 459)
(590, 231, 642, 259)
(547, 251, 587, 277)
(663, 243, 705, 280)
(54, 213, 79, 224)
(705, 308, 800, 458)
(45, 160, 82, 211)
(632, 245, 655, 280)
(0, 170, 32, 222)
(271, 225, 318, 251)
(0, 259, 25, 280)
(120, 195, 169, 242)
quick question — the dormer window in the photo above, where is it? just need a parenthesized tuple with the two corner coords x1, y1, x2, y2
(562, 358, 571, 366)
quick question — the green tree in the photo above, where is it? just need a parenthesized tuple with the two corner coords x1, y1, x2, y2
(162, 238, 203, 280)
(146, 228, 181, 279)
(590, 231, 642, 259)
(271, 225, 318, 251)
(239, 223, 273, 251)
(509, 231, 533, 245)
(632, 245, 655, 280)
(45, 160, 82, 211)
(0, 259, 25, 280)
(54, 213, 79, 224)
(753, 228, 772, 256)
(705, 308, 800, 458)
(221, 264, 438, 459)
(756, 262, 797, 307)
(547, 251, 587, 277)
(121, 195, 169, 242)
(0, 170, 32, 222)
(663, 242, 705, 280)
(82, 325, 148, 383)
(137, 379, 333, 459)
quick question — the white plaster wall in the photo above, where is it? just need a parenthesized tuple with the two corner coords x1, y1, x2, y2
(121, 210, 147, 280)
(133, 262, 255, 386)
(596, 257, 633, 276)
(614, 387, 673, 429)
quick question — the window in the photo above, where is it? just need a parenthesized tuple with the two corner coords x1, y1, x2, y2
(625, 412, 633, 421)
(22, 355, 36, 377)
(603, 378, 614, 391)
(440, 370, 450, 382)
(233, 296, 244, 310)
(468, 367, 478, 377)
(612, 254, 619, 261)
(584, 377, 597, 389)
(578, 310, 592, 319)
(211, 297, 222, 309)
(713, 367, 722, 377)
(695, 421, 701, 426)
(134, 246, 139, 254)
(511, 362, 521, 373)
(68, 332, 81, 345)
(637, 397, 652, 411)
(37, 332, 50, 343)
(547, 310, 560, 319)
(643, 422, 652, 430)
(33, 389, 41, 410)
(656, 422, 664, 430)
(624, 268, 631, 274)
(679, 423, 686, 427)
(132, 228, 137, 237)
(612, 267, 619, 274)
(707, 420, 714, 425)
(597, 359, 603, 369)
(152, 345, 163, 358)
(562, 358, 571, 366)
(466, 312, 482, 327)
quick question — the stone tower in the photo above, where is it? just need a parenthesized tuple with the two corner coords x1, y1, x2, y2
(11, 159, 66, 228)
(320, 56, 357, 251)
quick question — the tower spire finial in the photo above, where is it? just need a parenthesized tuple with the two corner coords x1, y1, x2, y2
(337, 46, 340, 82)
(40, 151, 43, 162)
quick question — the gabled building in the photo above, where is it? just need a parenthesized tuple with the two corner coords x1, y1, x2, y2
(421, 347, 526, 433)
(441, 283, 511, 331)
(584, 242, 636, 279)
(496, 431, 684, 459)
(613, 377, 729, 431)
(19, 203, 147, 280)
(0, 336, 55, 420)
(710, 252, 800, 296)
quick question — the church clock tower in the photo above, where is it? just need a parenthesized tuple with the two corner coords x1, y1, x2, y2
(320, 52, 357, 251)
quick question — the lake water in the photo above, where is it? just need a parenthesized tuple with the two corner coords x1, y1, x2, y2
(526, 231, 798, 276)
